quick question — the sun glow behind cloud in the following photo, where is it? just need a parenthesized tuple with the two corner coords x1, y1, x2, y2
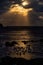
(8, 4, 33, 16)
(0, 1, 33, 26)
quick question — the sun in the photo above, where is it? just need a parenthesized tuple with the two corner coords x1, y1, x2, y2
(21, 0, 31, 7)
(22, 1, 29, 6)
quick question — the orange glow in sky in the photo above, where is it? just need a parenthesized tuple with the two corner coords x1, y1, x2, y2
(9, 4, 33, 16)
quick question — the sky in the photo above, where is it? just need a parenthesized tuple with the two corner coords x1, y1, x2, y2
(0, 0, 43, 26)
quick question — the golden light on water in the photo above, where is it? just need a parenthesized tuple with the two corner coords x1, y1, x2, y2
(15, 41, 26, 48)
(9, 4, 33, 16)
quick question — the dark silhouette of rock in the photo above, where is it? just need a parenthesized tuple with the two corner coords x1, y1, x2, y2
(0, 24, 3, 28)
(22, 41, 28, 44)
(5, 41, 18, 47)
(5, 42, 11, 47)
(11, 41, 17, 46)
